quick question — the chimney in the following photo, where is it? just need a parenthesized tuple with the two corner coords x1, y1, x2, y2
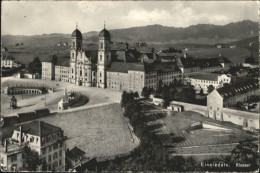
(5, 139, 7, 152)
(19, 125, 23, 145)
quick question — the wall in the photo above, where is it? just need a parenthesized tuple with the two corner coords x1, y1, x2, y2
(169, 100, 259, 129)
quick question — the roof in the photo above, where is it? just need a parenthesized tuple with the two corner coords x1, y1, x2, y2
(67, 146, 86, 161)
(136, 46, 153, 54)
(2, 55, 15, 61)
(14, 121, 62, 137)
(176, 56, 197, 68)
(141, 53, 154, 60)
(99, 28, 110, 40)
(72, 29, 82, 39)
(217, 80, 258, 99)
(144, 60, 181, 73)
(108, 62, 145, 73)
(191, 73, 220, 81)
(56, 57, 70, 67)
(195, 58, 222, 68)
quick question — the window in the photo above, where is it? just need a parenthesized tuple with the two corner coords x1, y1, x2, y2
(73, 42, 75, 47)
(53, 161, 58, 169)
(100, 73, 102, 77)
(100, 43, 103, 49)
(48, 155, 52, 162)
(72, 53, 74, 59)
(59, 150, 62, 157)
(80, 70, 82, 76)
(30, 137, 34, 143)
(42, 147, 47, 155)
(53, 152, 58, 160)
(48, 145, 52, 152)
(53, 143, 58, 150)
(11, 154, 17, 162)
(100, 55, 102, 61)
(59, 159, 62, 166)
(48, 165, 51, 171)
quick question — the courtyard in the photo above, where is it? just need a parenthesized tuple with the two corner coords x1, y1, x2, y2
(1, 77, 122, 116)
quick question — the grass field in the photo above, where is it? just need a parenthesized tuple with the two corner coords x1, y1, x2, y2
(37, 103, 139, 157)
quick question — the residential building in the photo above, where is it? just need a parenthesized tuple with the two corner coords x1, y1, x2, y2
(187, 73, 231, 93)
(1, 55, 17, 68)
(207, 81, 259, 121)
(9, 121, 66, 171)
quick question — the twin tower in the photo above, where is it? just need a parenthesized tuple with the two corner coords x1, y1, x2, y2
(69, 25, 111, 88)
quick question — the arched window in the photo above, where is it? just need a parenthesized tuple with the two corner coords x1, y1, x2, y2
(100, 55, 102, 61)
(80, 70, 82, 76)
(72, 53, 74, 59)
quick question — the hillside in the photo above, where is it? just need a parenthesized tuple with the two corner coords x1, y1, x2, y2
(2, 20, 258, 47)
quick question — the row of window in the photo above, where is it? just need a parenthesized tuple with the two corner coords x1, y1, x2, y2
(42, 144, 62, 155)
(47, 159, 62, 171)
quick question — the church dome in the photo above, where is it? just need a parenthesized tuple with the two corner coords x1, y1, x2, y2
(71, 29, 82, 39)
(99, 28, 110, 39)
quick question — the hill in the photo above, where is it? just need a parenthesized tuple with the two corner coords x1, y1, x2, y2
(2, 20, 258, 47)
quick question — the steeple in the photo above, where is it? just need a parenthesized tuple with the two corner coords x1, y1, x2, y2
(104, 21, 106, 29)
(76, 22, 78, 29)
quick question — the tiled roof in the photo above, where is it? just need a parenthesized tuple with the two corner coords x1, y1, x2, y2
(144, 60, 181, 73)
(217, 80, 258, 99)
(14, 121, 62, 137)
(195, 58, 222, 68)
(2, 55, 15, 61)
(141, 53, 154, 60)
(176, 56, 197, 68)
(67, 146, 86, 161)
(191, 73, 220, 81)
(56, 57, 70, 67)
(108, 62, 145, 73)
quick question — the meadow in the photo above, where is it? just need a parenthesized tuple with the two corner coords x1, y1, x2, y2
(38, 103, 139, 157)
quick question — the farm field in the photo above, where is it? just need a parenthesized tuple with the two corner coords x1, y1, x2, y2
(186, 47, 251, 63)
(1, 77, 122, 116)
(37, 103, 139, 157)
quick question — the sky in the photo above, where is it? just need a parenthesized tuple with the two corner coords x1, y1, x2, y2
(1, 1, 259, 35)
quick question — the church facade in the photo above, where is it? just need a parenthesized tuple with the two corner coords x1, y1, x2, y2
(69, 27, 111, 88)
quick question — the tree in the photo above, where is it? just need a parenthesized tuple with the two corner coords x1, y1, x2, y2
(230, 140, 258, 171)
(207, 85, 215, 93)
(199, 88, 204, 95)
(134, 92, 139, 99)
(27, 57, 42, 75)
(141, 87, 150, 98)
(22, 145, 43, 171)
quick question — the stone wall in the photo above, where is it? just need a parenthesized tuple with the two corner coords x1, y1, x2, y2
(169, 101, 259, 129)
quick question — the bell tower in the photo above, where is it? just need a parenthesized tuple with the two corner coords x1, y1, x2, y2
(69, 24, 82, 84)
(97, 23, 111, 88)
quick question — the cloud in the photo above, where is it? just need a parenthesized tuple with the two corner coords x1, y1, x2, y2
(121, 9, 172, 25)
(1, 1, 258, 35)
